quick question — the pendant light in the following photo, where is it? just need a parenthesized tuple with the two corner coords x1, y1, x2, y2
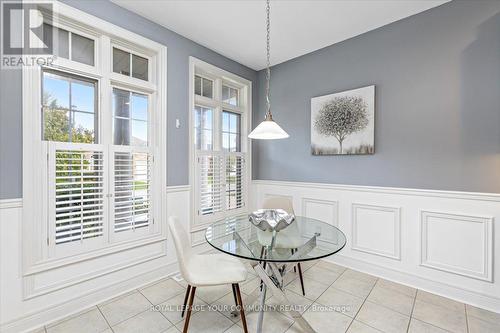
(248, 0, 289, 140)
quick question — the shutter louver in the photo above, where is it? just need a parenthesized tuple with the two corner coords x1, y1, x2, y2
(53, 148, 105, 244)
(225, 154, 245, 211)
(198, 154, 224, 216)
(114, 151, 151, 232)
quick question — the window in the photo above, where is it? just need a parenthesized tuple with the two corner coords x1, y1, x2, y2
(43, 23, 95, 66)
(222, 111, 241, 152)
(193, 106, 213, 150)
(113, 47, 149, 81)
(112, 88, 148, 146)
(222, 85, 238, 106)
(194, 75, 213, 99)
(24, 10, 166, 265)
(42, 70, 97, 143)
(191, 58, 250, 225)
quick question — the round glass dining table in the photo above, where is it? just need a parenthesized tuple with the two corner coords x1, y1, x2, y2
(205, 215, 346, 333)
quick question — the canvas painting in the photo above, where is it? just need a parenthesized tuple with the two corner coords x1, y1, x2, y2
(311, 85, 375, 155)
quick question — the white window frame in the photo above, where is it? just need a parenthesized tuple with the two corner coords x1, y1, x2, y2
(22, 2, 167, 274)
(189, 57, 252, 232)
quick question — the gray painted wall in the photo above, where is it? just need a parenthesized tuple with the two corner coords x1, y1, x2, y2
(253, 0, 500, 193)
(0, 0, 257, 199)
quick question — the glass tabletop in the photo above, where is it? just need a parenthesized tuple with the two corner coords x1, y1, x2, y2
(205, 215, 346, 263)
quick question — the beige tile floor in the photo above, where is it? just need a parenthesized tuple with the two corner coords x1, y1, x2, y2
(33, 260, 500, 333)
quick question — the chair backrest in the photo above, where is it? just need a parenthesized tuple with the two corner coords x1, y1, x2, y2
(168, 217, 193, 281)
(262, 196, 295, 215)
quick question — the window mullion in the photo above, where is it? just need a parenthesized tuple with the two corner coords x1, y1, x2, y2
(99, 35, 113, 243)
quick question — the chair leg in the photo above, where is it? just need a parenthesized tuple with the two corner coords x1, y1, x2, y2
(234, 283, 248, 333)
(231, 284, 238, 307)
(181, 285, 191, 318)
(291, 249, 297, 272)
(183, 286, 196, 333)
(297, 262, 305, 296)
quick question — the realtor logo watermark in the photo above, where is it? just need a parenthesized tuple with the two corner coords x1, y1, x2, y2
(1, 1, 55, 68)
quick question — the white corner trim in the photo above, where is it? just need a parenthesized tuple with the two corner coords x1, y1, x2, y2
(252, 180, 500, 202)
(0, 198, 23, 209)
(351, 203, 401, 260)
(420, 210, 494, 282)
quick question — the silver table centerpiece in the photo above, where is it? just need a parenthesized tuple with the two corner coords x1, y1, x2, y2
(249, 209, 295, 232)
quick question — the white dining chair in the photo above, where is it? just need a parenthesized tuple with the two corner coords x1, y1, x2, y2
(258, 196, 306, 296)
(168, 217, 249, 333)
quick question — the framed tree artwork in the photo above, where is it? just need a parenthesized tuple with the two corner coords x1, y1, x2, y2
(311, 85, 375, 155)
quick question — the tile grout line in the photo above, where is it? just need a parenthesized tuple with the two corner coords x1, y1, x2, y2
(284, 262, 337, 303)
(346, 275, 379, 333)
(136, 287, 179, 329)
(406, 289, 418, 333)
(96, 303, 113, 330)
(298, 265, 356, 332)
(282, 260, 322, 333)
(103, 287, 181, 330)
(464, 303, 469, 333)
(408, 290, 467, 333)
(357, 279, 419, 319)
(44, 306, 98, 330)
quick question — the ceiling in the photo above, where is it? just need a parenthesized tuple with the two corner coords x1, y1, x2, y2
(112, 0, 449, 70)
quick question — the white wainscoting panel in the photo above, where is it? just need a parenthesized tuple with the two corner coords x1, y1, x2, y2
(352, 203, 401, 260)
(252, 180, 500, 313)
(420, 210, 493, 282)
(302, 198, 338, 226)
(0, 185, 191, 333)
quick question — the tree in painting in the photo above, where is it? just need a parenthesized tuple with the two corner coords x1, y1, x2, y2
(314, 96, 369, 154)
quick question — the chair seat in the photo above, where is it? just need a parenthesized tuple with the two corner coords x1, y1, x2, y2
(184, 253, 248, 287)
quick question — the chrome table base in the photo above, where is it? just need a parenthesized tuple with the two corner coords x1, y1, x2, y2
(251, 262, 316, 333)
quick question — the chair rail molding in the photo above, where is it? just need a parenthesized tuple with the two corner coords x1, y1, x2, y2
(252, 180, 500, 202)
(252, 179, 500, 313)
(0, 198, 23, 209)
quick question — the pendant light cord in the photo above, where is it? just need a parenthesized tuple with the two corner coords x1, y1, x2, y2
(265, 0, 272, 120)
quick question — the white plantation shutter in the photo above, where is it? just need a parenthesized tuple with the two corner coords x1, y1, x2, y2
(196, 152, 246, 221)
(197, 153, 224, 217)
(225, 154, 245, 211)
(112, 149, 152, 233)
(48, 143, 106, 246)
(48, 142, 155, 250)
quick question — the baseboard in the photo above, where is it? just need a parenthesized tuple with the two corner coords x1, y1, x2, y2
(0, 260, 178, 333)
(325, 255, 500, 313)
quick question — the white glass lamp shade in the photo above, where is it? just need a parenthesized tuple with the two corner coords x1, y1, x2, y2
(248, 119, 289, 140)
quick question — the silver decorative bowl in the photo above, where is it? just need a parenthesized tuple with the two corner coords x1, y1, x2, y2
(249, 209, 295, 232)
